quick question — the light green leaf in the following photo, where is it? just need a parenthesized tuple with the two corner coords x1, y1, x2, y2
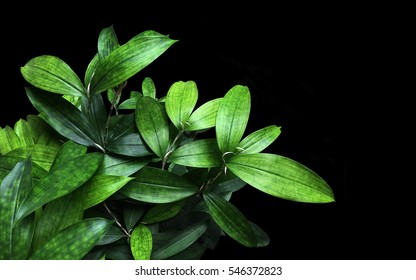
(26, 114, 62, 147)
(0, 155, 47, 183)
(130, 224, 152, 260)
(16, 152, 103, 222)
(135, 96, 170, 159)
(21, 55, 85, 96)
(81, 175, 134, 210)
(186, 98, 222, 131)
(26, 87, 101, 148)
(203, 192, 257, 247)
(96, 154, 150, 176)
(29, 218, 113, 260)
(14, 118, 35, 147)
(50, 140, 87, 170)
(0, 126, 22, 155)
(169, 139, 223, 168)
(151, 221, 208, 260)
(227, 153, 335, 203)
(216, 85, 251, 153)
(84, 53, 100, 88)
(5, 144, 59, 171)
(142, 77, 156, 98)
(119, 167, 198, 203)
(165, 81, 198, 130)
(238, 125, 281, 155)
(97, 25, 119, 61)
(89, 31, 177, 95)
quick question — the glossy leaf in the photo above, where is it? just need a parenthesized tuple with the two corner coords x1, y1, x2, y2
(216, 85, 251, 153)
(89, 30, 177, 95)
(151, 221, 208, 260)
(238, 125, 281, 155)
(123, 205, 146, 232)
(119, 167, 198, 203)
(84, 53, 100, 88)
(0, 158, 32, 259)
(80, 174, 133, 210)
(29, 218, 113, 260)
(203, 192, 257, 247)
(21, 55, 85, 96)
(227, 153, 335, 203)
(250, 221, 270, 247)
(169, 139, 223, 168)
(186, 98, 222, 131)
(118, 91, 141, 110)
(81, 93, 107, 146)
(96, 225, 125, 246)
(130, 224, 152, 260)
(142, 77, 156, 98)
(26, 88, 101, 148)
(15, 153, 103, 222)
(135, 96, 170, 159)
(50, 140, 87, 170)
(165, 81, 198, 130)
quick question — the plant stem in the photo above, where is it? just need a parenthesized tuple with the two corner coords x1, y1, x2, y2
(103, 202, 131, 237)
(104, 81, 127, 147)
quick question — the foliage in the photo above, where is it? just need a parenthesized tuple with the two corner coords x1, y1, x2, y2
(0, 26, 335, 260)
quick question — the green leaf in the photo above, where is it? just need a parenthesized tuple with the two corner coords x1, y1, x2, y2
(106, 113, 153, 157)
(81, 93, 107, 146)
(89, 30, 177, 95)
(11, 213, 36, 259)
(16, 152, 103, 222)
(250, 221, 270, 247)
(0, 126, 22, 155)
(118, 91, 141, 110)
(96, 225, 126, 246)
(26, 114, 62, 147)
(216, 85, 251, 153)
(238, 125, 281, 155)
(29, 218, 113, 260)
(14, 118, 35, 147)
(123, 205, 146, 232)
(142, 77, 156, 98)
(119, 167, 198, 203)
(151, 221, 208, 260)
(84, 53, 100, 88)
(0, 158, 32, 259)
(227, 153, 335, 203)
(21, 55, 85, 96)
(80, 174, 133, 210)
(130, 224, 152, 260)
(203, 192, 257, 247)
(96, 154, 150, 176)
(50, 140, 87, 170)
(97, 25, 119, 61)
(169, 139, 223, 168)
(5, 144, 59, 171)
(0, 155, 47, 183)
(186, 98, 222, 131)
(165, 81, 198, 130)
(31, 191, 84, 251)
(142, 201, 184, 224)
(135, 96, 170, 159)
(26, 87, 101, 148)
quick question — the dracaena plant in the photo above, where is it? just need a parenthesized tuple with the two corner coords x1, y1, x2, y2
(0, 25, 335, 260)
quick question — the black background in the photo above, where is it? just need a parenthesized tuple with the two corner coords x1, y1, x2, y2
(2, 6, 406, 260)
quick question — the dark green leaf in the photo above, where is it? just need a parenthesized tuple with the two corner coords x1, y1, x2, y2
(250, 221, 270, 247)
(96, 225, 126, 246)
(165, 81, 198, 130)
(227, 153, 335, 203)
(26, 114, 62, 147)
(90, 31, 177, 95)
(97, 25, 119, 61)
(130, 224, 152, 260)
(186, 98, 222, 131)
(151, 221, 208, 260)
(11, 213, 36, 259)
(16, 153, 103, 222)
(29, 218, 113, 260)
(21, 55, 85, 96)
(50, 140, 87, 170)
(0, 158, 32, 259)
(142, 201, 184, 224)
(0, 155, 47, 183)
(169, 139, 223, 168)
(216, 85, 251, 153)
(135, 96, 170, 159)
(81, 93, 107, 146)
(203, 192, 257, 247)
(238, 125, 281, 155)
(123, 205, 146, 231)
(119, 167, 198, 203)
(26, 87, 101, 148)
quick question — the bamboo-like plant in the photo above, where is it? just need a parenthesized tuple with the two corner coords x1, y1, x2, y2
(0, 26, 335, 260)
